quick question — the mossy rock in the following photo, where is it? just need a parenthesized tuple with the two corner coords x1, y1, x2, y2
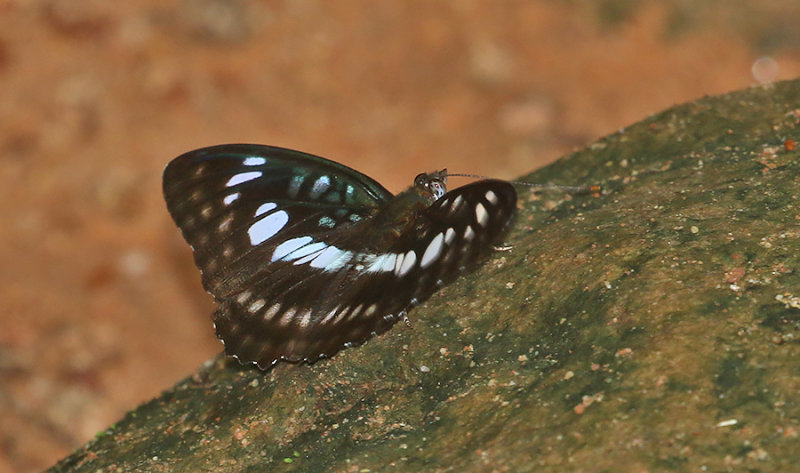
(48, 79, 800, 472)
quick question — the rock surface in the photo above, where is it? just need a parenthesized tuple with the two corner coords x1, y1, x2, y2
(47, 80, 800, 472)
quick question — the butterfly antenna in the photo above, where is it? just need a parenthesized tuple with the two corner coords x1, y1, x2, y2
(446, 173, 600, 194)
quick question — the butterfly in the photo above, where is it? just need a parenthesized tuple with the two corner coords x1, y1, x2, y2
(163, 144, 517, 369)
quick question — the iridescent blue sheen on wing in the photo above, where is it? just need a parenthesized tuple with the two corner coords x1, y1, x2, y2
(163, 144, 517, 369)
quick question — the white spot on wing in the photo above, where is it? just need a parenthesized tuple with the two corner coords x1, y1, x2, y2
(243, 156, 266, 166)
(326, 250, 353, 272)
(485, 190, 498, 204)
(236, 291, 252, 304)
(218, 215, 233, 232)
(344, 185, 356, 203)
(365, 253, 396, 273)
(347, 304, 364, 320)
(382, 253, 397, 272)
(309, 175, 331, 198)
(321, 306, 340, 324)
(318, 216, 336, 228)
(464, 225, 475, 241)
(248, 210, 289, 245)
(475, 202, 489, 227)
(394, 252, 405, 274)
(298, 309, 313, 328)
(364, 304, 378, 317)
(397, 250, 417, 276)
(226, 172, 262, 187)
(287, 175, 304, 198)
(451, 195, 464, 213)
(255, 202, 278, 217)
(362, 254, 380, 273)
(264, 303, 281, 320)
(445, 227, 456, 244)
(310, 246, 353, 271)
(272, 236, 313, 261)
(223, 193, 240, 206)
(293, 245, 328, 265)
(278, 307, 297, 326)
(248, 299, 265, 313)
(421, 232, 444, 268)
(289, 242, 328, 263)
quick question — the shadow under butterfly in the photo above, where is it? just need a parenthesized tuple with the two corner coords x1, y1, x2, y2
(163, 144, 517, 370)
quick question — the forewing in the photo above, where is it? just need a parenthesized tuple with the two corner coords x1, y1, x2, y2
(163, 144, 393, 297)
(213, 179, 517, 369)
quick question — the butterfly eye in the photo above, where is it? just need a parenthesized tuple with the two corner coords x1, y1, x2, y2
(430, 181, 445, 200)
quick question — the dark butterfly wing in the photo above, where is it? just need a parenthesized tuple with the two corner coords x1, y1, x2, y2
(163, 144, 394, 298)
(212, 179, 517, 369)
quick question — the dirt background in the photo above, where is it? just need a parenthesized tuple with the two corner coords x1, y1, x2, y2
(1, 1, 799, 472)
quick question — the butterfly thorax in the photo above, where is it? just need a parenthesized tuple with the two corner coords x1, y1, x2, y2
(363, 170, 447, 249)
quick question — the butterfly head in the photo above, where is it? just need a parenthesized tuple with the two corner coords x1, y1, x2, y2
(413, 169, 448, 202)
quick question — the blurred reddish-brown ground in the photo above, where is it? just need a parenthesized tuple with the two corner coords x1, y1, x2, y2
(1, 1, 798, 472)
